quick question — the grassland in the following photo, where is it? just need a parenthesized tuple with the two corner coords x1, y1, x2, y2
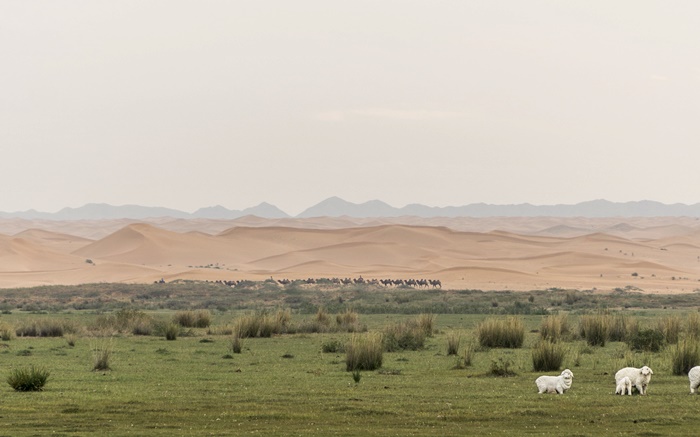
(1, 283, 700, 435)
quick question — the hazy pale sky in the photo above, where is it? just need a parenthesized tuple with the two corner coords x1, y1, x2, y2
(2, 1, 699, 215)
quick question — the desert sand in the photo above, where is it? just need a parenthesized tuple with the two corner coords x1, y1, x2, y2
(1, 216, 700, 293)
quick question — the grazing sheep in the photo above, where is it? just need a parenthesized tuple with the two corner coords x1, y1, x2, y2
(615, 376, 632, 395)
(688, 366, 700, 394)
(615, 366, 653, 395)
(535, 369, 574, 394)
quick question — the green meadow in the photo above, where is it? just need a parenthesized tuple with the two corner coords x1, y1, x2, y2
(1, 283, 700, 436)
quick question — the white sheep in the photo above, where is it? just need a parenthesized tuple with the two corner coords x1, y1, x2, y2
(615, 366, 653, 395)
(615, 376, 632, 395)
(688, 366, 700, 394)
(535, 369, 574, 394)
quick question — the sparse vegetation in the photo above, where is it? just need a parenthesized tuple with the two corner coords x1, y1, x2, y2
(3, 286, 700, 434)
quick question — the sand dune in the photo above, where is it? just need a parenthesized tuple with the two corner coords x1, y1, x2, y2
(2, 217, 700, 292)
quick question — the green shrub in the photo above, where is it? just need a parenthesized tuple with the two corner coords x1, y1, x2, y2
(671, 339, 700, 375)
(627, 328, 665, 352)
(477, 317, 525, 349)
(532, 340, 566, 372)
(7, 366, 50, 391)
(417, 313, 435, 337)
(346, 333, 383, 371)
(579, 314, 609, 347)
(446, 332, 460, 355)
(230, 333, 242, 354)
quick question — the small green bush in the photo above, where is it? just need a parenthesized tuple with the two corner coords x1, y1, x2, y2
(7, 366, 50, 391)
(627, 328, 665, 352)
(532, 340, 566, 372)
(477, 317, 525, 349)
(540, 314, 568, 342)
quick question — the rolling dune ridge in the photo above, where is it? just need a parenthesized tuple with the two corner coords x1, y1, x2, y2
(1, 217, 700, 292)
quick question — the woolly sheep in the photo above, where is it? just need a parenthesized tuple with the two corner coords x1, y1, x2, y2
(615, 376, 632, 395)
(615, 366, 653, 395)
(689, 366, 700, 394)
(535, 369, 573, 394)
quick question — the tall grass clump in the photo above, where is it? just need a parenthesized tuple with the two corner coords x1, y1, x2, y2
(15, 318, 78, 337)
(477, 316, 525, 349)
(579, 314, 609, 347)
(336, 308, 362, 332)
(234, 310, 289, 338)
(0, 322, 14, 341)
(446, 332, 460, 355)
(346, 332, 383, 371)
(540, 314, 568, 342)
(608, 314, 638, 342)
(173, 310, 212, 328)
(164, 323, 180, 340)
(230, 331, 242, 354)
(7, 366, 50, 391)
(658, 315, 682, 344)
(92, 338, 113, 371)
(383, 319, 427, 352)
(671, 339, 700, 375)
(627, 328, 665, 352)
(91, 308, 153, 335)
(532, 340, 566, 372)
(417, 313, 435, 337)
(687, 312, 700, 339)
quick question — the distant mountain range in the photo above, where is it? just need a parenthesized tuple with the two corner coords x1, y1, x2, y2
(3, 198, 700, 220)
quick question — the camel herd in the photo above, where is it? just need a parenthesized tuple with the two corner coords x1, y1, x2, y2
(276, 277, 442, 288)
(194, 277, 442, 289)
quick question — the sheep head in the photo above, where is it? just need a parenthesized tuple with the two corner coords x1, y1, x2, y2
(640, 366, 653, 376)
